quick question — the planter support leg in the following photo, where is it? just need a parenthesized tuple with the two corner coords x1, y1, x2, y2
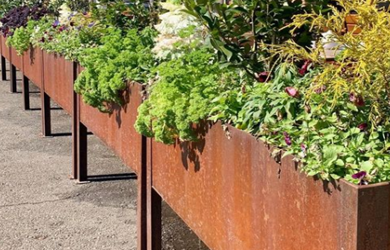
(72, 62, 79, 180)
(147, 139, 162, 250)
(41, 91, 51, 136)
(137, 136, 148, 250)
(1, 56, 6, 81)
(22, 76, 30, 110)
(77, 121, 88, 182)
(10, 64, 16, 93)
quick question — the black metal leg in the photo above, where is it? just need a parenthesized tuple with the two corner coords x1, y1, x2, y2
(1, 56, 6, 81)
(147, 189, 162, 250)
(72, 91, 78, 180)
(22, 76, 30, 110)
(10, 64, 16, 93)
(147, 138, 162, 250)
(41, 91, 51, 136)
(77, 121, 88, 182)
(138, 136, 148, 250)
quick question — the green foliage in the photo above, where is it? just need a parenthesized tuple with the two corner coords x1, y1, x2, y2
(211, 63, 390, 184)
(74, 27, 157, 111)
(183, 0, 332, 76)
(7, 20, 38, 55)
(278, 0, 390, 126)
(90, 0, 159, 31)
(135, 47, 245, 144)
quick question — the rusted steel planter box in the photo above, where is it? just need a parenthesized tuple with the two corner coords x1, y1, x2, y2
(150, 123, 389, 250)
(42, 51, 74, 115)
(78, 82, 143, 174)
(22, 47, 43, 89)
(10, 47, 22, 70)
(0, 36, 10, 61)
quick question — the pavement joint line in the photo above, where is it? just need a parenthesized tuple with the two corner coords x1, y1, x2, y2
(0, 194, 81, 209)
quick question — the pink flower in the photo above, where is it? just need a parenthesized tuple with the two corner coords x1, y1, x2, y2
(350, 93, 365, 107)
(357, 123, 368, 131)
(352, 171, 366, 179)
(301, 144, 307, 152)
(255, 72, 270, 83)
(299, 60, 311, 76)
(283, 132, 292, 146)
(285, 87, 299, 98)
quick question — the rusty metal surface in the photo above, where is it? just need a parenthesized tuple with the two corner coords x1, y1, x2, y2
(151, 123, 390, 250)
(10, 47, 22, 70)
(0, 37, 10, 61)
(79, 81, 143, 175)
(23, 48, 43, 89)
(42, 51, 73, 115)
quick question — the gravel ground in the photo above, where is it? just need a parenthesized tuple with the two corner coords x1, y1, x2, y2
(0, 68, 209, 250)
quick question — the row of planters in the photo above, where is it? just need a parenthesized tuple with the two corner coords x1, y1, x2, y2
(2, 0, 390, 249)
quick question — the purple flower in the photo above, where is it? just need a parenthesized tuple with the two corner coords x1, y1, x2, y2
(88, 22, 95, 28)
(358, 123, 368, 131)
(283, 132, 292, 146)
(255, 72, 270, 83)
(352, 171, 367, 180)
(301, 144, 307, 152)
(52, 20, 60, 28)
(285, 87, 299, 98)
(58, 26, 66, 32)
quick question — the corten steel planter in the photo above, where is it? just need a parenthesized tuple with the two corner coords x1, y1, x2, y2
(1, 36, 11, 61)
(1, 37, 18, 93)
(78, 82, 144, 176)
(42, 51, 74, 115)
(23, 47, 43, 89)
(10, 47, 23, 71)
(148, 123, 390, 250)
(0, 36, 6, 81)
(346, 14, 362, 34)
(74, 68, 147, 249)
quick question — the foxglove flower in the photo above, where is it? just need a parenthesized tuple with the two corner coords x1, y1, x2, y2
(285, 87, 299, 98)
(283, 132, 292, 146)
(301, 144, 307, 153)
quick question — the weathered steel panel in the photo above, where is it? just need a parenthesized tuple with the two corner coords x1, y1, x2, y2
(22, 48, 43, 89)
(42, 51, 73, 115)
(151, 123, 390, 250)
(79, 81, 143, 175)
(1, 37, 10, 61)
(10, 47, 22, 70)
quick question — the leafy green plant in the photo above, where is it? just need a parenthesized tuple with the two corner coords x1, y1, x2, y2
(135, 47, 245, 144)
(183, 0, 332, 77)
(74, 27, 157, 111)
(210, 63, 390, 184)
(278, 0, 390, 126)
(90, 0, 159, 31)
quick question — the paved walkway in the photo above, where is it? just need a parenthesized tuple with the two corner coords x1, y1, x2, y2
(0, 69, 208, 250)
